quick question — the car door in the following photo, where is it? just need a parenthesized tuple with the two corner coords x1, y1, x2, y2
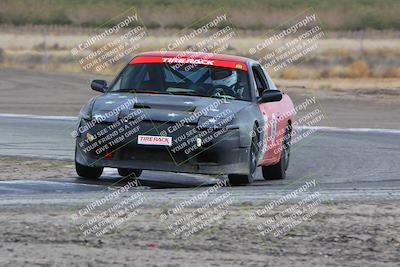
(252, 64, 282, 165)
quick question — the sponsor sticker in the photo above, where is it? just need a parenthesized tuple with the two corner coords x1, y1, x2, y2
(130, 56, 248, 70)
(138, 135, 172, 146)
(162, 57, 214, 65)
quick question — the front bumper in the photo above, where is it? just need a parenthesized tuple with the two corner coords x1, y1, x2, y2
(76, 119, 250, 175)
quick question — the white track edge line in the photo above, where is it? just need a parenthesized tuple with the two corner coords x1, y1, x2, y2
(1, 113, 399, 134)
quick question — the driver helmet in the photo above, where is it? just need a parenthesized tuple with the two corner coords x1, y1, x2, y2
(211, 69, 238, 88)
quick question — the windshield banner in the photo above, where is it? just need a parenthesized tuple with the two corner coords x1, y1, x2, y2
(129, 56, 248, 71)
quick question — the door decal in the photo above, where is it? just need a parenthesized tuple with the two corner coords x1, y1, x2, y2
(271, 113, 277, 145)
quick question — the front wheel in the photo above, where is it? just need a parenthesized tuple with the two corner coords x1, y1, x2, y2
(262, 125, 291, 180)
(75, 161, 103, 179)
(228, 130, 258, 186)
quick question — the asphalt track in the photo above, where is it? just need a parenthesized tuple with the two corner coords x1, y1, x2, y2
(1, 115, 400, 203)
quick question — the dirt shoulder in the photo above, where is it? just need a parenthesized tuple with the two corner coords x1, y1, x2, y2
(0, 156, 74, 181)
(0, 200, 399, 267)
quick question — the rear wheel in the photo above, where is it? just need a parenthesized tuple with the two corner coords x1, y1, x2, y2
(75, 161, 103, 179)
(118, 168, 142, 178)
(262, 125, 291, 180)
(228, 130, 259, 186)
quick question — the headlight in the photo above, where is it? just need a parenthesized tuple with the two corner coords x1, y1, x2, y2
(79, 98, 97, 121)
(75, 98, 96, 137)
(79, 105, 92, 120)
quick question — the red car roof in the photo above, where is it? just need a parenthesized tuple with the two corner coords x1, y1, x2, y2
(130, 51, 249, 70)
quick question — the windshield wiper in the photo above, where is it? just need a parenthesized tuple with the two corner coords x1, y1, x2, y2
(210, 94, 236, 100)
(113, 89, 206, 97)
(169, 91, 205, 97)
(113, 89, 163, 94)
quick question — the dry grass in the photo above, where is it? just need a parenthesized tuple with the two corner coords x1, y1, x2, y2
(0, 29, 400, 79)
(348, 60, 369, 78)
(382, 67, 400, 78)
(281, 66, 300, 79)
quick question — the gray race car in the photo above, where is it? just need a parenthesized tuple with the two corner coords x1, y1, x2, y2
(75, 51, 294, 185)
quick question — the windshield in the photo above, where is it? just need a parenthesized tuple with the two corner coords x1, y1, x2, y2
(109, 63, 251, 101)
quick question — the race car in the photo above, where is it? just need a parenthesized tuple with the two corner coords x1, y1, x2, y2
(75, 51, 295, 185)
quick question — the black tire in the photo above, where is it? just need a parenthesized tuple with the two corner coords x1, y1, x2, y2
(118, 168, 142, 178)
(75, 161, 103, 179)
(228, 128, 259, 186)
(262, 125, 291, 180)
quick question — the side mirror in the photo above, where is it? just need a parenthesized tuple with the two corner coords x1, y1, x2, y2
(260, 90, 283, 103)
(91, 80, 107, 93)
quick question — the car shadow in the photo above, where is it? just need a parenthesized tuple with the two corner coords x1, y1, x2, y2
(72, 169, 220, 189)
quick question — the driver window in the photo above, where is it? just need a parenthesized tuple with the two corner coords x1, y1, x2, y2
(252, 66, 267, 97)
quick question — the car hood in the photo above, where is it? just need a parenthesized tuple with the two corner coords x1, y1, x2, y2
(91, 93, 251, 123)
